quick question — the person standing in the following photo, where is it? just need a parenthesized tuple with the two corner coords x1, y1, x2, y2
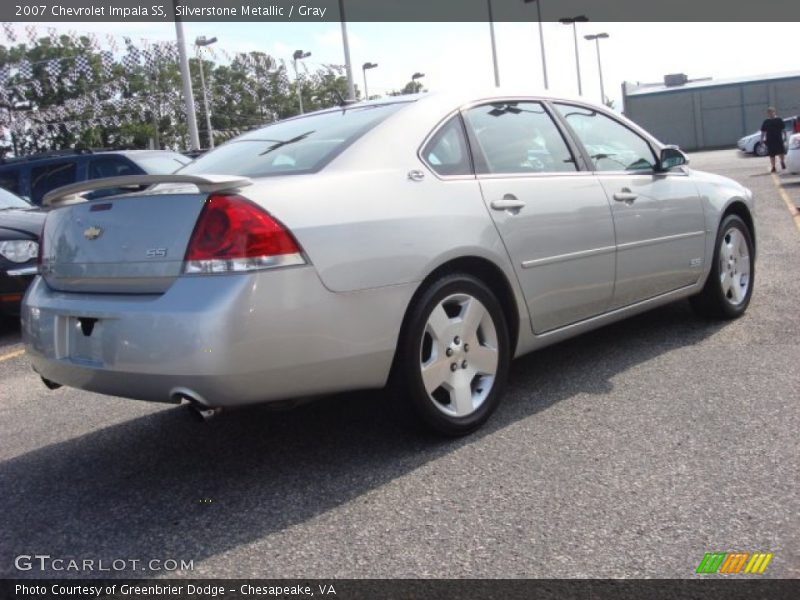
(760, 107, 787, 173)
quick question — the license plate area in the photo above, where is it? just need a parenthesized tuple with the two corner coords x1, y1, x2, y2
(67, 316, 105, 366)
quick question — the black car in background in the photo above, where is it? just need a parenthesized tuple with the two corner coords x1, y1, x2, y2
(0, 188, 45, 316)
(0, 148, 191, 206)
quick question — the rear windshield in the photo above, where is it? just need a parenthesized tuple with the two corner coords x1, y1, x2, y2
(0, 187, 30, 209)
(179, 103, 408, 178)
(131, 152, 192, 174)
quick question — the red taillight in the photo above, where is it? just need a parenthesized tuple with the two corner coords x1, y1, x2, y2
(183, 195, 304, 273)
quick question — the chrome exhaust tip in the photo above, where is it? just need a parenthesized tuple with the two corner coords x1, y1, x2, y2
(171, 387, 221, 422)
(187, 404, 222, 422)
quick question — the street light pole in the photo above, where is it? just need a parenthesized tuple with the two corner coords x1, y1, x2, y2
(173, 7, 200, 151)
(195, 35, 217, 149)
(338, 0, 356, 101)
(487, 0, 500, 87)
(523, 0, 548, 90)
(293, 50, 311, 114)
(584, 33, 609, 104)
(559, 15, 588, 96)
(362, 62, 378, 100)
(411, 71, 425, 92)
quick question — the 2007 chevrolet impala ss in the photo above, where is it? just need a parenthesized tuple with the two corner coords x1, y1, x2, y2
(22, 90, 755, 435)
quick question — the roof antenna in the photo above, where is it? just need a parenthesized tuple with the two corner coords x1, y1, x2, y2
(333, 89, 356, 108)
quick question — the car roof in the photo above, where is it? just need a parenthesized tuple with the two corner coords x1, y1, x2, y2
(0, 149, 183, 169)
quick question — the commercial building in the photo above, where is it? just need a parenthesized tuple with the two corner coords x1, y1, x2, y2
(622, 71, 800, 151)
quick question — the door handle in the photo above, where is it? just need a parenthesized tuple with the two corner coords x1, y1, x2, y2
(491, 195, 526, 212)
(613, 189, 638, 204)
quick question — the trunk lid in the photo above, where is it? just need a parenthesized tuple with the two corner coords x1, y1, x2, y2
(41, 192, 207, 294)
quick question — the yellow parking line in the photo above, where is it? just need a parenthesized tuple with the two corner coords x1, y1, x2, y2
(0, 348, 25, 362)
(771, 173, 800, 232)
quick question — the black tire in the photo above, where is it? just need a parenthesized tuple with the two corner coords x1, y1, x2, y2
(754, 142, 768, 157)
(690, 214, 755, 319)
(394, 273, 510, 436)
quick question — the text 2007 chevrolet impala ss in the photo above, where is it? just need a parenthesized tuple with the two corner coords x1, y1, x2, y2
(22, 90, 755, 436)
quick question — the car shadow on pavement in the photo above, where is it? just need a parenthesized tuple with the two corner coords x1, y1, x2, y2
(0, 301, 726, 578)
(0, 316, 21, 350)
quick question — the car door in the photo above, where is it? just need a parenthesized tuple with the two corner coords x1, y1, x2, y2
(462, 100, 616, 334)
(552, 103, 707, 309)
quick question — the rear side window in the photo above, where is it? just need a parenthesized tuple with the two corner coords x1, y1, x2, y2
(421, 116, 472, 176)
(131, 153, 190, 174)
(31, 161, 77, 204)
(88, 157, 138, 179)
(463, 102, 577, 174)
(0, 169, 20, 195)
(180, 103, 409, 178)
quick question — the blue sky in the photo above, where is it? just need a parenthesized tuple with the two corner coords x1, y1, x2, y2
(31, 21, 800, 110)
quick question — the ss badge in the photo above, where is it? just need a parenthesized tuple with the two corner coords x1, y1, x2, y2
(145, 248, 168, 258)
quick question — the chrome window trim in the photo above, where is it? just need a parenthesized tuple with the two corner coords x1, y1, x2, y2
(476, 171, 596, 181)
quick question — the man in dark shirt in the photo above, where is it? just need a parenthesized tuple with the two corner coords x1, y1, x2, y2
(761, 107, 787, 173)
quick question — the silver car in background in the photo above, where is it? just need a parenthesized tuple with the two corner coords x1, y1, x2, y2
(22, 90, 756, 436)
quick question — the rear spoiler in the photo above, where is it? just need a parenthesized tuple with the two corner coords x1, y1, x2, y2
(42, 174, 253, 207)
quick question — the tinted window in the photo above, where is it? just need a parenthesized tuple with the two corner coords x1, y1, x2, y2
(463, 102, 577, 175)
(0, 169, 20, 195)
(180, 103, 409, 178)
(131, 152, 191, 174)
(421, 116, 472, 176)
(89, 157, 138, 179)
(0, 187, 29, 209)
(31, 161, 77, 204)
(555, 104, 656, 172)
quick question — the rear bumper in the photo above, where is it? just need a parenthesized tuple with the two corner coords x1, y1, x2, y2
(22, 268, 414, 407)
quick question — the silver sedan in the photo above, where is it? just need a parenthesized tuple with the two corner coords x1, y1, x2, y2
(22, 90, 756, 435)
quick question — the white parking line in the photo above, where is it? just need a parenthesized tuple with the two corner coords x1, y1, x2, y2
(0, 348, 25, 362)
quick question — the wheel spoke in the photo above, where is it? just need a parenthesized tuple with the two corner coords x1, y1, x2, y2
(469, 344, 498, 376)
(728, 229, 740, 255)
(730, 273, 744, 303)
(450, 377, 474, 417)
(720, 271, 732, 295)
(426, 304, 451, 342)
(460, 297, 486, 341)
(421, 359, 452, 394)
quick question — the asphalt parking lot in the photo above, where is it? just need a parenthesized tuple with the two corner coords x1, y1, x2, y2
(1, 149, 798, 579)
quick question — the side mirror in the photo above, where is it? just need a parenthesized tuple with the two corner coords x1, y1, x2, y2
(658, 145, 688, 171)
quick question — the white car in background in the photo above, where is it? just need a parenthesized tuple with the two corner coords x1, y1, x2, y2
(737, 116, 799, 156)
(786, 134, 800, 173)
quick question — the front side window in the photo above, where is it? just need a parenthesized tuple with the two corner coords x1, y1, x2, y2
(421, 116, 472, 176)
(463, 102, 577, 175)
(31, 161, 77, 204)
(554, 103, 656, 172)
(180, 102, 410, 178)
(88, 157, 138, 179)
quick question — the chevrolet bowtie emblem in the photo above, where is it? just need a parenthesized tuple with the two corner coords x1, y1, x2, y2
(83, 226, 103, 241)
